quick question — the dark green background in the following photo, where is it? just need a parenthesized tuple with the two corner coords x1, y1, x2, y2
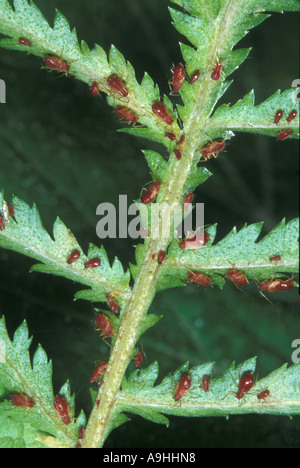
(0, 0, 299, 448)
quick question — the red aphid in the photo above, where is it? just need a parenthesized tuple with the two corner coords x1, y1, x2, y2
(201, 140, 226, 160)
(19, 37, 31, 47)
(269, 255, 281, 262)
(236, 371, 255, 400)
(107, 75, 128, 97)
(177, 135, 185, 150)
(226, 268, 248, 287)
(78, 427, 85, 440)
(183, 192, 194, 211)
(158, 251, 166, 264)
(141, 181, 161, 205)
(178, 232, 210, 249)
(135, 349, 143, 367)
(94, 313, 115, 338)
(211, 61, 224, 81)
(0, 215, 5, 231)
(174, 149, 182, 160)
(277, 129, 293, 141)
(90, 361, 107, 383)
(115, 107, 138, 124)
(67, 250, 80, 265)
(287, 110, 297, 122)
(7, 204, 14, 217)
(202, 376, 210, 392)
(188, 271, 212, 287)
(91, 82, 99, 96)
(172, 63, 185, 93)
(152, 102, 174, 126)
(260, 278, 294, 293)
(257, 390, 270, 400)
(84, 258, 101, 269)
(54, 395, 71, 425)
(274, 110, 283, 124)
(106, 294, 119, 314)
(174, 375, 192, 402)
(43, 56, 70, 73)
(189, 70, 200, 84)
(165, 132, 176, 141)
(11, 393, 35, 408)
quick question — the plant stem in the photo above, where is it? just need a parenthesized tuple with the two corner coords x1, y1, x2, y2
(82, 2, 242, 448)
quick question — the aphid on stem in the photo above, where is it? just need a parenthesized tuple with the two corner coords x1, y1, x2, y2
(90, 361, 107, 383)
(134, 348, 144, 368)
(115, 107, 138, 125)
(141, 181, 162, 205)
(106, 294, 119, 314)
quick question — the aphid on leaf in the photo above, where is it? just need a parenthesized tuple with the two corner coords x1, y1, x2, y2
(94, 313, 115, 338)
(269, 255, 281, 262)
(187, 271, 212, 287)
(106, 294, 119, 314)
(135, 349, 144, 368)
(274, 110, 283, 124)
(91, 82, 99, 97)
(236, 371, 255, 400)
(211, 61, 224, 81)
(19, 37, 31, 47)
(11, 393, 35, 408)
(43, 56, 70, 73)
(174, 149, 182, 160)
(54, 395, 71, 425)
(226, 268, 248, 287)
(0, 215, 5, 231)
(174, 374, 192, 402)
(286, 110, 297, 122)
(141, 181, 161, 205)
(152, 102, 174, 126)
(157, 251, 166, 264)
(171, 63, 186, 93)
(7, 204, 14, 217)
(165, 132, 176, 141)
(178, 232, 210, 249)
(257, 390, 270, 400)
(177, 134, 185, 150)
(67, 250, 80, 265)
(259, 278, 295, 293)
(183, 192, 194, 211)
(277, 129, 293, 141)
(84, 258, 101, 269)
(115, 107, 138, 124)
(90, 361, 107, 383)
(107, 75, 128, 97)
(202, 376, 210, 393)
(189, 70, 200, 84)
(200, 139, 226, 160)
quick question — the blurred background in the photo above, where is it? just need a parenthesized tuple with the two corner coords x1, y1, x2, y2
(0, 0, 299, 448)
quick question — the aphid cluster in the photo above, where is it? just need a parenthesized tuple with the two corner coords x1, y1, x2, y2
(94, 313, 115, 339)
(273, 109, 296, 140)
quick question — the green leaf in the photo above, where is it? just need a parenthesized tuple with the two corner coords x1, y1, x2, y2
(210, 89, 300, 139)
(0, 192, 131, 305)
(0, 317, 81, 448)
(116, 358, 300, 422)
(157, 219, 299, 291)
